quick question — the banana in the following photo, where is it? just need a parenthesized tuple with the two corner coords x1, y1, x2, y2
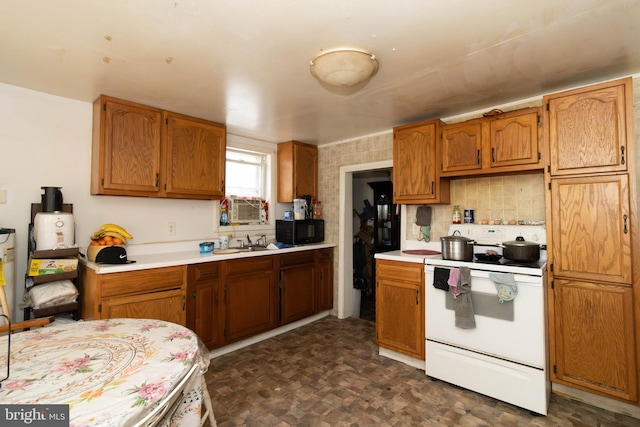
(98, 224, 133, 239)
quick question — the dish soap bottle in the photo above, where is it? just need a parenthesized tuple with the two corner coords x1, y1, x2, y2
(452, 204, 462, 224)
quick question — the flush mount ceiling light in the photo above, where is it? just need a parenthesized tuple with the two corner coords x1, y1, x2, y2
(310, 48, 379, 88)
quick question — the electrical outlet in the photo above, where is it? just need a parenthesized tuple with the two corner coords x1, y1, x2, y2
(168, 222, 176, 235)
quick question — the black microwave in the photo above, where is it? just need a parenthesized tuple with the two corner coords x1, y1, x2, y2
(276, 219, 324, 245)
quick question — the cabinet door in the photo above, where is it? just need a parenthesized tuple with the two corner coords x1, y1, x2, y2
(551, 175, 632, 284)
(546, 78, 631, 176)
(376, 260, 424, 360)
(224, 270, 277, 342)
(164, 112, 226, 199)
(281, 263, 315, 324)
(294, 143, 318, 199)
(490, 110, 540, 168)
(187, 263, 222, 350)
(315, 248, 334, 312)
(393, 120, 449, 204)
(92, 96, 162, 195)
(440, 120, 483, 174)
(104, 288, 186, 325)
(551, 279, 637, 401)
(277, 141, 318, 202)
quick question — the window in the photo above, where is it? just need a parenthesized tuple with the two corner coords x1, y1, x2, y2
(225, 148, 267, 198)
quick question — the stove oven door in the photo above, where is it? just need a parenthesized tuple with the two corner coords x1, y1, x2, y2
(424, 265, 546, 368)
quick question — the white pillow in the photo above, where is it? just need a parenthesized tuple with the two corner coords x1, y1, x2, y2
(28, 280, 78, 309)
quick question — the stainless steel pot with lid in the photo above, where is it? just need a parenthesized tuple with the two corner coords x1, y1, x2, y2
(499, 236, 541, 262)
(441, 231, 475, 261)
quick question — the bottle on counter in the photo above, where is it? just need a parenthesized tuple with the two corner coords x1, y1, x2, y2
(452, 204, 462, 224)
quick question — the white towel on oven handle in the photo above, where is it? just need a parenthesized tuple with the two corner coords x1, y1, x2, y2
(489, 272, 518, 303)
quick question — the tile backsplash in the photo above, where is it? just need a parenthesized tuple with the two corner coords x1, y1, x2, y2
(406, 172, 546, 242)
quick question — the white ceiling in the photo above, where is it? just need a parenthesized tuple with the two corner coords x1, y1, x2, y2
(2, 1, 640, 146)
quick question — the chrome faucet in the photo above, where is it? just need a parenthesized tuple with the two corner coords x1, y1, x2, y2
(246, 234, 252, 246)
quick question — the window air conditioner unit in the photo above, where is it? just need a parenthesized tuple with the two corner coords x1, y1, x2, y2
(228, 198, 263, 224)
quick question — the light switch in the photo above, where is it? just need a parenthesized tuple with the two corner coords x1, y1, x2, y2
(0, 189, 6, 204)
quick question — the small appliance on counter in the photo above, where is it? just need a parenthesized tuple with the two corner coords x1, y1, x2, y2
(33, 187, 75, 251)
(276, 219, 324, 245)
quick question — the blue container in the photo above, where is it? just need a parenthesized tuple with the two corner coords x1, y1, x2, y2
(199, 242, 215, 254)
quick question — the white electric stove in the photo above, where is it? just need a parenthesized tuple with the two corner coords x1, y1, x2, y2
(424, 224, 550, 415)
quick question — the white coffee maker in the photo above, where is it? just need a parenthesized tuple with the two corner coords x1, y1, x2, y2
(33, 187, 75, 250)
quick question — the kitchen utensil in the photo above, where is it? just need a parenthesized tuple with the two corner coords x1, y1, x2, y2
(440, 232, 475, 261)
(499, 236, 541, 261)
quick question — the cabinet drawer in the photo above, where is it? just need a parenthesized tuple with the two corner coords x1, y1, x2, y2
(101, 266, 185, 297)
(318, 248, 333, 263)
(224, 257, 274, 276)
(192, 262, 219, 282)
(280, 251, 315, 268)
(376, 259, 423, 283)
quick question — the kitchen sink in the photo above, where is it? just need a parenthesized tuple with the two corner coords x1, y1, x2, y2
(237, 245, 268, 252)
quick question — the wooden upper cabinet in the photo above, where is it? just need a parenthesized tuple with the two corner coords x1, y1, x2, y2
(393, 119, 450, 204)
(490, 109, 540, 169)
(92, 96, 163, 195)
(92, 95, 226, 200)
(277, 140, 318, 202)
(550, 174, 632, 285)
(164, 112, 226, 199)
(440, 108, 543, 177)
(545, 77, 632, 176)
(440, 120, 484, 175)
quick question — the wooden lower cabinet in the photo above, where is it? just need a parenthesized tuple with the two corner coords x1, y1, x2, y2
(315, 248, 334, 312)
(186, 262, 222, 350)
(280, 251, 316, 325)
(83, 248, 333, 350)
(80, 264, 187, 325)
(223, 256, 278, 343)
(551, 279, 637, 402)
(376, 259, 425, 360)
(104, 289, 185, 324)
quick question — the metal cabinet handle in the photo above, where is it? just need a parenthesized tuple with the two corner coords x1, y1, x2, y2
(415, 289, 419, 305)
(621, 146, 626, 165)
(477, 150, 481, 165)
(155, 173, 159, 188)
(431, 181, 435, 195)
(624, 214, 629, 234)
(491, 147, 495, 163)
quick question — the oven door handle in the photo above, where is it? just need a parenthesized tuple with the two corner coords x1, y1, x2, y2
(425, 265, 543, 284)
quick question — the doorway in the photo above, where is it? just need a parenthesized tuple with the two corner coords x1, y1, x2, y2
(337, 160, 396, 321)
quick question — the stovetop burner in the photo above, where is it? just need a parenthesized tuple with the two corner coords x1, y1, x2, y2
(473, 257, 546, 269)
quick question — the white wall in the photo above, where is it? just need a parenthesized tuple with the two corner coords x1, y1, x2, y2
(0, 83, 277, 320)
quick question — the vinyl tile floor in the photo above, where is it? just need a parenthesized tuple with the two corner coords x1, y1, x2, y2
(203, 316, 640, 427)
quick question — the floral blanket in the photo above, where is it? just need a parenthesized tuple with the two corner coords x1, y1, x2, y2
(0, 318, 205, 426)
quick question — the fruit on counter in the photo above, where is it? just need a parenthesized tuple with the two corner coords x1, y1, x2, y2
(89, 223, 133, 246)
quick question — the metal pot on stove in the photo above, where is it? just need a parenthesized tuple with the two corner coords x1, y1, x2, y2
(440, 231, 475, 261)
(499, 236, 541, 262)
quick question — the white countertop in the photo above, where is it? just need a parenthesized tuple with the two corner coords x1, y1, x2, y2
(81, 242, 335, 274)
(374, 250, 442, 264)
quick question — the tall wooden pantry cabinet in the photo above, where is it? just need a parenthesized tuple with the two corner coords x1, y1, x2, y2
(544, 77, 640, 404)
